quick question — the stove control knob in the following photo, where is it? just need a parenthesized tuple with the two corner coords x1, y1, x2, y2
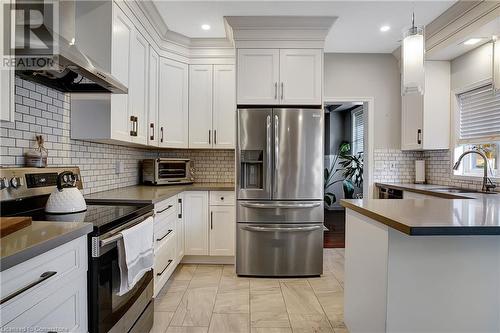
(1, 177, 9, 190)
(10, 177, 19, 189)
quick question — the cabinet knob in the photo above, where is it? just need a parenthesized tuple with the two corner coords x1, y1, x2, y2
(220, 197, 224, 201)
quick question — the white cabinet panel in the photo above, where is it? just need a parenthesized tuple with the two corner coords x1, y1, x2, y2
(213, 65, 236, 148)
(209, 205, 235, 256)
(148, 47, 159, 146)
(110, 4, 134, 142)
(0, 0, 14, 122)
(237, 49, 280, 105)
(184, 191, 209, 255)
(177, 194, 185, 260)
(401, 92, 424, 150)
(129, 30, 149, 145)
(279, 49, 322, 105)
(189, 65, 213, 148)
(159, 57, 189, 148)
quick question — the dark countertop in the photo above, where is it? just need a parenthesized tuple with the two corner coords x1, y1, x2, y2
(85, 183, 235, 204)
(0, 221, 93, 271)
(340, 183, 500, 236)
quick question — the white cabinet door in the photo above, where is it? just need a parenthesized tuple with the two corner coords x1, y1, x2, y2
(279, 49, 322, 105)
(177, 194, 185, 260)
(209, 205, 235, 256)
(213, 65, 236, 149)
(0, 0, 14, 122)
(110, 4, 134, 142)
(148, 47, 159, 147)
(129, 30, 149, 145)
(401, 92, 424, 150)
(159, 57, 189, 148)
(184, 191, 209, 256)
(237, 49, 280, 105)
(189, 65, 213, 148)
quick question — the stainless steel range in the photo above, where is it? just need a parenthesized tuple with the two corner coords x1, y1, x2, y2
(236, 108, 324, 277)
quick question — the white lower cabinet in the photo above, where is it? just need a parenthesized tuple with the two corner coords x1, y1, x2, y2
(209, 205, 236, 256)
(177, 194, 185, 260)
(184, 191, 210, 255)
(0, 236, 88, 332)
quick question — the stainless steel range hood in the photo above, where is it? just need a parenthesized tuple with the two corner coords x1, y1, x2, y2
(14, 1, 127, 94)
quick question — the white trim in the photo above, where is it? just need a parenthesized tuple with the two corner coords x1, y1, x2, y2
(324, 96, 375, 200)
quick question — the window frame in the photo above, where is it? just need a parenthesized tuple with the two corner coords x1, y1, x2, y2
(452, 78, 500, 180)
(351, 107, 364, 155)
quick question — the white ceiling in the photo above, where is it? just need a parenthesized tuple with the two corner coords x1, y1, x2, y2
(153, 1, 456, 53)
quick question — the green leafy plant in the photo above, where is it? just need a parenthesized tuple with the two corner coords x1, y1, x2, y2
(324, 142, 364, 206)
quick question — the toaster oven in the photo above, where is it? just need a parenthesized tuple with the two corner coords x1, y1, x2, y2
(142, 158, 193, 185)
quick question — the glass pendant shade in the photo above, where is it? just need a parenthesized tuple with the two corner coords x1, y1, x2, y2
(494, 36, 500, 92)
(402, 26, 425, 95)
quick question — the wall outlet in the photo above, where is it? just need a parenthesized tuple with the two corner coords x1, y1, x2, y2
(115, 160, 124, 174)
(389, 161, 397, 171)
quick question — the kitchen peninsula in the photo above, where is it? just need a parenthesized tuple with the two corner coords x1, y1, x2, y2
(340, 189, 500, 333)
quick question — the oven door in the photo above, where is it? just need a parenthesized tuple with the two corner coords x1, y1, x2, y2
(89, 215, 154, 333)
(156, 160, 189, 183)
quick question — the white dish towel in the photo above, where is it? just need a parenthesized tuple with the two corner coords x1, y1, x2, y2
(117, 216, 154, 296)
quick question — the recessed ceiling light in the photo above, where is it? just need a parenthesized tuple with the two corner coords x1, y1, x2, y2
(201, 24, 211, 31)
(380, 25, 391, 32)
(463, 38, 482, 45)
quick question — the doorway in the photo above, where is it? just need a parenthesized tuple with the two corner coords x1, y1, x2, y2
(323, 100, 369, 248)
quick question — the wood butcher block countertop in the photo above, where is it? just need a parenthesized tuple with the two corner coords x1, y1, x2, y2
(85, 183, 235, 204)
(341, 183, 500, 236)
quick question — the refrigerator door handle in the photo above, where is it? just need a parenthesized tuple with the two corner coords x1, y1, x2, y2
(242, 225, 322, 232)
(274, 114, 279, 195)
(266, 115, 272, 195)
(240, 202, 321, 209)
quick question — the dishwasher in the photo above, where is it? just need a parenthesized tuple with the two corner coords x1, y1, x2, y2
(378, 186, 403, 199)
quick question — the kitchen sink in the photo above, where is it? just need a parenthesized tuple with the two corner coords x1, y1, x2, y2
(431, 188, 497, 195)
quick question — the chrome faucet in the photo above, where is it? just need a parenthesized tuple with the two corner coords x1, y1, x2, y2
(453, 149, 497, 192)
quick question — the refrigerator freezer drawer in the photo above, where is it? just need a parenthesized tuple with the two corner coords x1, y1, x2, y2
(237, 200, 323, 223)
(236, 223, 323, 276)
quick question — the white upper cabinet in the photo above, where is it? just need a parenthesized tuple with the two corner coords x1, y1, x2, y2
(128, 30, 149, 145)
(189, 64, 236, 149)
(148, 47, 159, 146)
(158, 57, 189, 148)
(237, 49, 280, 105)
(401, 61, 451, 151)
(237, 48, 322, 105)
(279, 49, 322, 105)
(189, 65, 214, 148)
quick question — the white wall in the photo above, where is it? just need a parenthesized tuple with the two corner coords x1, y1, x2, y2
(451, 42, 493, 91)
(324, 53, 401, 149)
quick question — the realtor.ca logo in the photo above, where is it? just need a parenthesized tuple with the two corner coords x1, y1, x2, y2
(2, 0, 59, 70)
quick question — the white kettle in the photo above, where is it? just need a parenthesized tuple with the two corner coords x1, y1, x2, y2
(45, 171, 87, 214)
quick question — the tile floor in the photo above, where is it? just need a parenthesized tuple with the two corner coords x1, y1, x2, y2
(150, 249, 347, 333)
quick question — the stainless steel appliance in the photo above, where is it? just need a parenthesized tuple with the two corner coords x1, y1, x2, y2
(236, 108, 324, 277)
(142, 158, 193, 185)
(0, 167, 154, 333)
(378, 186, 403, 199)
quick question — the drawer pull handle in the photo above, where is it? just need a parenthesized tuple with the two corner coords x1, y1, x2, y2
(157, 260, 173, 276)
(157, 205, 173, 214)
(0, 271, 57, 305)
(156, 229, 173, 242)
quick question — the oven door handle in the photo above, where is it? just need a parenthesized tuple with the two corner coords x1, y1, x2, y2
(242, 226, 322, 232)
(240, 202, 321, 209)
(99, 212, 154, 247)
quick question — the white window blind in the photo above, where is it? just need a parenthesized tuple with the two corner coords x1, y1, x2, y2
(458, 84, 500, 142)
(352, 108, 364, 154)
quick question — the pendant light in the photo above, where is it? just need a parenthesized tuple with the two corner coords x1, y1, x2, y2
(494, 35, 500, 92)
(402, 12, 425, 95)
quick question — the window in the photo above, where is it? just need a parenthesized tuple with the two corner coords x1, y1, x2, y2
(351, 107, 363, 155)
(454, 84, 500, 178)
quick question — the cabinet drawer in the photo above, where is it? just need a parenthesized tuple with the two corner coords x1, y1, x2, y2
(0, 236, 87, 325)
(154, 215, 176, 252)
(210, 191, 235, 206)
(155, 196, 177, 218)
(154, 209, 177, 242)
(154, 237, 177, 295)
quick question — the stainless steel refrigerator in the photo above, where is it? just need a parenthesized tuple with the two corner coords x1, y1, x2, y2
(236, 108, 324, 276)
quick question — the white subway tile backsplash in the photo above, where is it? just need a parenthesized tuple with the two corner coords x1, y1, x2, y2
(0, 78, 235, 195)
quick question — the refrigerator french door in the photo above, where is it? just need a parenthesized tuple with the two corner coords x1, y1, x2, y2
(236, 108, 324, 277)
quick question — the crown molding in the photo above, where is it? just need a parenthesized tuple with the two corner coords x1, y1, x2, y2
(135, 0, 168, 38)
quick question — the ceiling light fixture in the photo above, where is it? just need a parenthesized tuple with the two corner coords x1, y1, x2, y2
(463, 38, 482, 46)
(201, 24, 211, 31)
(401, 12, 425, 95)
(380, 25, 391, 32)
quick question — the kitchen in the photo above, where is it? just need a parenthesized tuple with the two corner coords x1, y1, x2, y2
(0, 1, 499, 333)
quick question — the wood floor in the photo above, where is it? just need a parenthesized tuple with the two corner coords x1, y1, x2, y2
(150, 249, 347, 333)
(324, 210, 346, 248)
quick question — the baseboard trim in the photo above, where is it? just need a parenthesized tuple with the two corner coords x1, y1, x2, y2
(181, 255, 235, 265)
